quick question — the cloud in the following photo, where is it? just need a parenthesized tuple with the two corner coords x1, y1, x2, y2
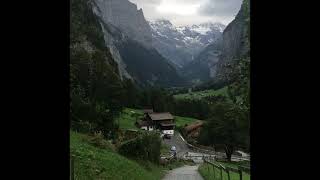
(129, 0, 161, 6)
(129, 0, 243, 26)
(198, 0, 243, 17)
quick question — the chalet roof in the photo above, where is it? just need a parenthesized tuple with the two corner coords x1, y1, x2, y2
(148, 112, 174, 121)
(143, 109, 154, 114)
(160, 123, 175, 127)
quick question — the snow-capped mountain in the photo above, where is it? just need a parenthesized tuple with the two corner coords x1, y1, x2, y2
(149, 19, 226, 68)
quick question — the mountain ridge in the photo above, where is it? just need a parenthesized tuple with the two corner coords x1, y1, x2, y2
(92, 0, 186, 87)
(181, 0, 250, 86)
(149, 19, 225, 68)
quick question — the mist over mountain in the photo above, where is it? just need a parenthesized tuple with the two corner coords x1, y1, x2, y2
(149, 19, 225, 68)
(181, 0, 250, 86)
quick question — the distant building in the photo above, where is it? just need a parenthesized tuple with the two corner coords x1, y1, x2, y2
(146, 112, 175, 136)
(136, 120, 154, 131)
(143, 109, 154, 114)
(136, 110, 175, 136)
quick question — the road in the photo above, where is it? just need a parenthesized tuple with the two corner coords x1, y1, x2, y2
(163, 132, 190, 158)
(162, 132, 250, 162)
(162, 165, 203, 180)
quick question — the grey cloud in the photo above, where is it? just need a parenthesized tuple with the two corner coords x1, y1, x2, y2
(198, 0, 243, 17)
(130, 0, 200, 6)
(129, 0, 161, 6)
(129, 0, 243, 26)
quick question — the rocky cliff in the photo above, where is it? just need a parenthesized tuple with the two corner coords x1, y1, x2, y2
(149, 20, 225, 68)
(214, 0, 250, 83)
(182, 0, 250, 85)
(92, 0, 186, 87)
(182, 37, 223, 84)
(94, 0, 152, 48)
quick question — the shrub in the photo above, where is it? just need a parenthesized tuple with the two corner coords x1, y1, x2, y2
(118, 132, 161, 164)
(87, 131, 115, 151)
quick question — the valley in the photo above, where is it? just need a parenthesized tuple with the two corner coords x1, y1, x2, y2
(70, 0, 250, 179)
(173, 86, 229, 101)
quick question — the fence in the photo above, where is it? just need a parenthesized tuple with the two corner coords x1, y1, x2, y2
(179, 133, 250, 162)
(202, 157, 250, 180)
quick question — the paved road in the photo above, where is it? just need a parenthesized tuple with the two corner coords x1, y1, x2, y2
(162, 165, 203, 180)
(162, 132, 250, 162)
(163, 132, 189, 158)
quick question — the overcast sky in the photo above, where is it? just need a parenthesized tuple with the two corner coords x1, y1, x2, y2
(129, 0, 243, 26)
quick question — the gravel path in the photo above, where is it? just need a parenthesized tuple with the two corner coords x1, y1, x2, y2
(162, 165, 203, 180)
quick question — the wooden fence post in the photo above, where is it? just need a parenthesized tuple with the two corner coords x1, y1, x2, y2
(220, 167, 223, 180)
(213, 164, 215, 180)
(239, 169, 242, 180)
(226, 169, 230, 180)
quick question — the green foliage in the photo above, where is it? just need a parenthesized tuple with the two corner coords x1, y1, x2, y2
(198, 102, 249, 160)
(116, 108, 142, 130)
(88, 131, 116, 151)
(70, 0, 125, 137)
(198, 0, 250, 155)
(227, 57, 250, 112)
(174, 116, 198, 127)
(118, 132, 161, 164)
(122, 79, 140, 108)
(174, 86, 229, 101)
(70, 131, 161, 180)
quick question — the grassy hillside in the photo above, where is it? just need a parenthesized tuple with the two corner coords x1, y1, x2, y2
(174, 116, 199, 127)
(70, 131, 164, 180)
(116, 108, 198, 130)
(173, 86, 228, 100)
(116, 108, 143, 130)
(199, 161, 250, 180)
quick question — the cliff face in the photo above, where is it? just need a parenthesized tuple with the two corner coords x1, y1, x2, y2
(182, 0, 250, 85)
(182, 37, 223, 84)
(94, 0, 152, 48)
(92, 3, 132, 80)
(214, 0, 250, 82)
(92, 0, 186, 87)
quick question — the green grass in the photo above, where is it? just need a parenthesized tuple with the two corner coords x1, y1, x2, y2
(199, 161, 250, 180)
(116, 108, 143, 130)
(218, 161, 250, 169)
(173, 86, 229, 100)
(70, 131, 164, 180)
(174, 116, 199, 127)
(117, 108, 198, 130)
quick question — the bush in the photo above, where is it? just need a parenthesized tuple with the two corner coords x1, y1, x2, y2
(87, 131, 115, 151)
(118, 132, 161, 164)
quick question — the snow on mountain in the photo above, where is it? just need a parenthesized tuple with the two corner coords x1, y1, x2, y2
(149, 19, 226, 68)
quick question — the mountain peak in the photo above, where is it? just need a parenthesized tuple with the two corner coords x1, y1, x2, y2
(149, 19, 224, 67)
(151, 19, 173, 26)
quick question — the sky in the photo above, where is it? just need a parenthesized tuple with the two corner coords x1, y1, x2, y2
(129, 0, 243, 26)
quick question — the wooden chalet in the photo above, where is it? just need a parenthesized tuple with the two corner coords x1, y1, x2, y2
(136, 110, 175, 136)
(143, 109, 154, 114)
(146, 112, 175, 136)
